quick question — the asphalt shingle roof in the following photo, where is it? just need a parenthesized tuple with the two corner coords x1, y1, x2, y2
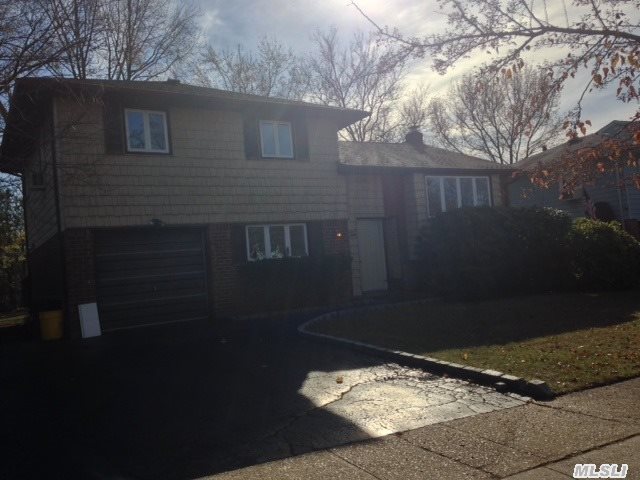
(14, 77, 369, 119)
(338, 141, 510, 171)
(515, 121, 632, 171)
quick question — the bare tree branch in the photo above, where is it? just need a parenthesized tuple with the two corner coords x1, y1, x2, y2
(427, 66, 563, 164)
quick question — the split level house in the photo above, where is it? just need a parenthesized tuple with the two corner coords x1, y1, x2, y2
(0, 78, 510, 337)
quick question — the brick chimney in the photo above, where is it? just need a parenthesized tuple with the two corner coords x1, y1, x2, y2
(405, 126, 424, 151)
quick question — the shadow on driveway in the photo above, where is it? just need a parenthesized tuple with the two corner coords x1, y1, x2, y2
(0, 313, 381, 479)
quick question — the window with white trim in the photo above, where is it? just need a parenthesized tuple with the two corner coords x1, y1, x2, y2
(259, 120, 293, 158)
(124, 109, 169, 153)
(246, 223, 308, 260)
(426, 176, 491, 217)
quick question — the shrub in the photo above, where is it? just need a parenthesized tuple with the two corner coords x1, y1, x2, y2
(237, 254, 351, 312)
(416, 207, 574, 299)
(570, 219, 640, 290)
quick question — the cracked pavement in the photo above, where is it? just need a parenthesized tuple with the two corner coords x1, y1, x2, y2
(236, 362, 527, 465)
(2, 315, 527, 480)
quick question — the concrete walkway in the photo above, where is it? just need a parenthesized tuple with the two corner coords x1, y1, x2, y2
(203, 378, 640, 479)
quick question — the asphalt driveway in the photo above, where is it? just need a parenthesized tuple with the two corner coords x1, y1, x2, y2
(0, 313, 525, 480)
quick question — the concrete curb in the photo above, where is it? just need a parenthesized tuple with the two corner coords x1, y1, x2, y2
(298, 304, 555, 401)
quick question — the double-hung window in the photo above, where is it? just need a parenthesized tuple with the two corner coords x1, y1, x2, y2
(124, 109, 169, 153)
(426, 176, 491, 217)
(259, 120, 293, 158)
(246, 224, 308, 260)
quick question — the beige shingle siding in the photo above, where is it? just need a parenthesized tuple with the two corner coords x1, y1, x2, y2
(54, 97, 348, 227)
(24, 121, 58, 250)
(346, 173, 385, 295)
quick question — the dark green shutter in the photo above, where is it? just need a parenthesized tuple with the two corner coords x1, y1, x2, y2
(293, 113, 309, 160)
(231, 224, 247, 263)
(243, 114, 259, 160)
(307, 222, 324, 257)
(103, 98, 124, 154)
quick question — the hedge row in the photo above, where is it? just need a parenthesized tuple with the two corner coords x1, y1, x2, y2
(416, 207, 640, 299)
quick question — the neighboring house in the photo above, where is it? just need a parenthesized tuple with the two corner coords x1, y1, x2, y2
(0, 78, 511, 337)
(509, 121, 640, 235)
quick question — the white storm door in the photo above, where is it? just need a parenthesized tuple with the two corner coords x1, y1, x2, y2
(357, 219, 388, 292)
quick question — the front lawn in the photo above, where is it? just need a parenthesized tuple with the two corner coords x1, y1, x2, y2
(308, 291, 640, 394)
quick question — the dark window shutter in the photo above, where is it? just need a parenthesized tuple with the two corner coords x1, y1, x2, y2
(293, 113, 309, 160)
(243, 114, 259, 160)
(307, 222, 324, 257)
(103, 98, 124, 154)
(231, 224, 247, 263)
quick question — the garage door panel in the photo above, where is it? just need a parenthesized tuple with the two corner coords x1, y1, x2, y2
(95, 228, 209, 331)
(104, 297, 208, 319)
(102, 293, 208, 315)
(95, 229, 202, 252)
(103, 304, 209, 330)
(96, 252, 204, 275)
(97, 275, 206, 298)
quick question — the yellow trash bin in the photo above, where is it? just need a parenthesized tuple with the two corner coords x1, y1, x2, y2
(40, 310, 63, 340)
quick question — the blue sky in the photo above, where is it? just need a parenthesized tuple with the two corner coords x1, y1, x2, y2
(196, 0, 639, 132)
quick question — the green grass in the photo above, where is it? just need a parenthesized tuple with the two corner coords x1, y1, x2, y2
(309, 291, 640, 394)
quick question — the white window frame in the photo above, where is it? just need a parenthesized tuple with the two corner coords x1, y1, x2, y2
(425, 176, 492, 217)
(259, 120, 294, 159)
(245, 223, 308, 261)
(124, 108, 170, 154)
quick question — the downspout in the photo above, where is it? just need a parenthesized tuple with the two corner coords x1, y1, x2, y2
(50, 96, 69, 335)
(20, 175, 30, 308)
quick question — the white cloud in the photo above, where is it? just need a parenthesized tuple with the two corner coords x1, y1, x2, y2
(196, 0, 639, 129)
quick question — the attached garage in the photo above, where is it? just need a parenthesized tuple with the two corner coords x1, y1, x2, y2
(94, 228, 209, 331)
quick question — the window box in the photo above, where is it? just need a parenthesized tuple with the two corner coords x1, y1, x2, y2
(124, 109, 170, 154)
(245, 223, 308, 261)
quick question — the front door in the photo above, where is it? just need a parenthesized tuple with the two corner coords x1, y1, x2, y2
(357, 219, 388, 292)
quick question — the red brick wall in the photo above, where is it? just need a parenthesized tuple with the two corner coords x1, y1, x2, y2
(27, 233, 64, 311)
(57, 221, 352, 334)
(63, 228, 96, 338)
(208, 220, 352, 318)
(206, 223, 238, 317)
(321, 219, 350, 255)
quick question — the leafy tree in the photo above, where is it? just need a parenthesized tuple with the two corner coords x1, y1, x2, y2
(428, 66, 562, 164)
(0, 188, 25, 311)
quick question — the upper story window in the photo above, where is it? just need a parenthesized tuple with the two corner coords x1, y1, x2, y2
(426, 176, 491, 217)
(246, 223, 308, 261)
(259, 120, 293, 158)
(124, 109, 169, 153)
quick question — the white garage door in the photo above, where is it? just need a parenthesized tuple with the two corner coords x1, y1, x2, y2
(357, 219, 388, 292)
